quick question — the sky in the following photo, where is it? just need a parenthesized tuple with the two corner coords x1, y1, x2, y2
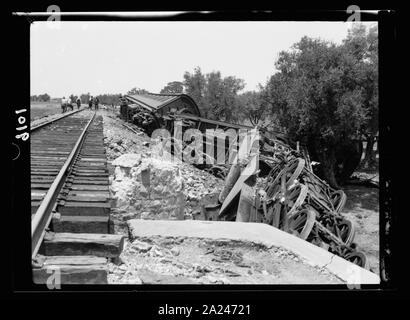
(30, 21, 374, 98)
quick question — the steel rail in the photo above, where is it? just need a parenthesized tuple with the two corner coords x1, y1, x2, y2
(30, 108, 85, 132)
(122, 122, 141, 135)
(31, 111, 96, 260)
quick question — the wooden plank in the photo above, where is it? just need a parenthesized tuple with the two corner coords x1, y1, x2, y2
(58, 201, 111, 216)
(218, 162, 241, 203)
(72, 179, 108, 185)
(31, 195, 45, 201)
(52, 214, 109, 233)
(74, 169, 107, 174)
(219, 154, 259, 217)
(42, 255, 107, 265)
(65, 195, 110, 202)
(33, 256, 108, 284)
(70, 185, 109, 191)
(73, 172, 109, 177)
(235, 183, 255, 222)
(31, 183, 52, 189)
(42, 232, 124, 258)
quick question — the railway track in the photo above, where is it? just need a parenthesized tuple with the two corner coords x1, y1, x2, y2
(31, 110, 124, 284)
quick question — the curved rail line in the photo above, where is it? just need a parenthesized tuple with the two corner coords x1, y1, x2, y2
(31, 112, 96, 259)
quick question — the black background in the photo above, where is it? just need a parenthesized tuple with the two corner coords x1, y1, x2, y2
(4, 3, 404, 304)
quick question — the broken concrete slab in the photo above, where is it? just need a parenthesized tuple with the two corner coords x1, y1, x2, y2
(138, 269, 197, 284)
(112, 153, 142, 168)
(127, 219, 380, 285)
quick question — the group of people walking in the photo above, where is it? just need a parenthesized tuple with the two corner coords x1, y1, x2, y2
(61, 96, 81, 113)
(88, 96, 99, 110)
(61, 96, 99, 113)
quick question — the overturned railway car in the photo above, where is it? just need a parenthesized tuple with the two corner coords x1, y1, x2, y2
(120, 92, 293, 174)
(121, 93, 200, 134)
(120, 93, 290, 146)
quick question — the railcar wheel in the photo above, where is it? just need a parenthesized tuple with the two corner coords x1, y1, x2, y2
(208, 166, 227, 179)
(265, 158, 305, 198)
(266, 183, 308, 229)
(334, 219, 355, 246)
(331, 190, 347, 213)
(288, 207, 317, 240)
(344, 251, 369, 269)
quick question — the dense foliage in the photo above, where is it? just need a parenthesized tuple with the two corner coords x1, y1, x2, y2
(260, 24, 378, 187)
(30, 93, 50, 102)
(183, 67, 245, 122)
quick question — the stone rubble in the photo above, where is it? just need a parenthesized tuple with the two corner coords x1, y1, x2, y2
(102, 111, 223, 227)
(107, 237, 344, 284)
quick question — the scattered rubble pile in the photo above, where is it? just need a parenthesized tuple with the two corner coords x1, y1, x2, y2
(109, 152, 223, 232)
(108, 236, 343, 284)
(103, 113, 150, 161)
(110, 154, 185, 222)
(102, 112, 224, 231)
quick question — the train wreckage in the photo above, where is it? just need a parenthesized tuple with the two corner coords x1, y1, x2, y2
(119, 93, 369, 269)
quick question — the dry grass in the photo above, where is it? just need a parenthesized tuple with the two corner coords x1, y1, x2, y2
(30, 102, 63, 121)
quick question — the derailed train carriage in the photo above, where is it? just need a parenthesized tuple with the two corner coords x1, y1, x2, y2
(119, 93, 369, 269)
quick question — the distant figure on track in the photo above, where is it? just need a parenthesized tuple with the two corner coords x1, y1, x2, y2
(88, 96, 93, 110)
(61, 96, 68, 113)
(94, 97, 99, 110)
(76, 97, 81, 109)
(67, 97, 74, 111)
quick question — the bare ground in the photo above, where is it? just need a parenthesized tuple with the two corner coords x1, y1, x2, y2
(108, 237, 344, 284)
(341, 184, 379, 275)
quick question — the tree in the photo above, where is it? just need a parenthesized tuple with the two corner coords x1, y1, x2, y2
(69, 94, 77, 103)
(263, 33, 374, 188)
(237, 90, 267, 126)
(127, 87, 149, 95)
(183, 67, 207, 116)
(201, 71, 245, 122)
(183, 67, 246, 121)
(95, 93, 122, 105)
(204, 71, 224, 120)
(160, 81, 184, 94)
(343, 24, 378, 170)
(80, 93, 91, 103)
(218, 75, 245, 122)
(31, 93, 50, 102)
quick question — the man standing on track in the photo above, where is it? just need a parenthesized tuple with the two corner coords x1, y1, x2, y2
(94, 96, 99, 110)
(76, 97, 81, 109)
(61, 96, 68, 113)
(89, 96, 93, 110)
(68, 96, 74, 111)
